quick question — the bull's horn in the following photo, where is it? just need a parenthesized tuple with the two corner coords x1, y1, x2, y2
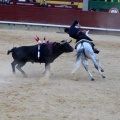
(68, 40, 72, 43)
(60, 40, 67, 44)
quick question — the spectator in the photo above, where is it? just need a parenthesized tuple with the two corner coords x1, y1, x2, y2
(2, 0, 9, 4)
(71, 1, 74, 5)
(90, 8, 96, 11)
(40, 0, 47, 7)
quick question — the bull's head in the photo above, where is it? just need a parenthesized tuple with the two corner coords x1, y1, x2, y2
(59, 40, 73, 53)
(60, 40, 72, 44)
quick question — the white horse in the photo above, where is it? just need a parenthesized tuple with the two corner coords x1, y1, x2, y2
(72, 39, 105, 81)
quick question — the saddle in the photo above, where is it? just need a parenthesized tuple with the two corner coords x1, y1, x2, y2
(75, 39, 99, 54)
(75, 39, 93, 49)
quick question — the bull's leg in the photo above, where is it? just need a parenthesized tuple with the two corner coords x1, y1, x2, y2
(11, 60, 17, 74)
(44, 63, 50, 74)
(82, 59, 94, 81)
(16, 62, 26, 75)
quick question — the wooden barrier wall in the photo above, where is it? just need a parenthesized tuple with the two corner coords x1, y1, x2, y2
(0, 5, 120, 30)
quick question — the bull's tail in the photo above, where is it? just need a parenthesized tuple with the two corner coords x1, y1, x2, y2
(7, 47, 17, 55)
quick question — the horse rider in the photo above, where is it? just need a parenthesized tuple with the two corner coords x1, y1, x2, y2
(64, 20, 99, 54)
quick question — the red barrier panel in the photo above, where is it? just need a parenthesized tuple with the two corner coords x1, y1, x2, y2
(0, 5, 120, 29)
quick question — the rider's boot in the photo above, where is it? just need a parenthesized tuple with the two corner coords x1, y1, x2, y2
(91, 43, 100, 54)
(94, 48, 100, 54)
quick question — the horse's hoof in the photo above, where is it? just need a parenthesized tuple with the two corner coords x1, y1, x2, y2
(101, 69, 104, 72)
(102, 76, 105, 78)
(91, 78, 94, 81)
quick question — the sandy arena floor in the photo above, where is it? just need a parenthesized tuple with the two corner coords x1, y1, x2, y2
(0, 29, 120, 120)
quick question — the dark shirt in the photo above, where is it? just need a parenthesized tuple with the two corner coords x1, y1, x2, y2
(68, 20, 93, 42)
(68, 20, 80, 39)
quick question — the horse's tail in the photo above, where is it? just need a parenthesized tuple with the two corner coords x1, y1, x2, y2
(7, 47, 17, 55)
(77, 48, 84, 61)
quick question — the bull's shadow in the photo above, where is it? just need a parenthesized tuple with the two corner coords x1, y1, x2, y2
(7, 40, 73, 76)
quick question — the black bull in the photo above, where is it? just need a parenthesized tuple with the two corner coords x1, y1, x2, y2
(7, 40, 73, 75)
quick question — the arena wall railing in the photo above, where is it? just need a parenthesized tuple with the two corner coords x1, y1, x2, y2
(0, 5, 120, 35)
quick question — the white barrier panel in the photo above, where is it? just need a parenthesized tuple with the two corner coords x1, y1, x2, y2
(0, 21, 120, 32)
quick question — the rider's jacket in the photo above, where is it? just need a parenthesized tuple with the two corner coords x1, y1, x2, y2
(68, 20, 93, 43)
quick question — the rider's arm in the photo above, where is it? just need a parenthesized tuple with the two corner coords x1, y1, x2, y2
(72, 20, 79, 26)
(72, 20, 81, 29)
(77, 22, 81, 28)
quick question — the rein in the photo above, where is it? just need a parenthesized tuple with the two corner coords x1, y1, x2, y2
(81, 42, 87, 59)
